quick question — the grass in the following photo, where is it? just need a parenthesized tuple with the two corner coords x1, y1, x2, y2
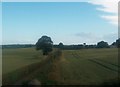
(2, 47, 119, 85)
(2, 47, 44, 74)
(59, 48, 119, 85)
(2, 48, 62, 85)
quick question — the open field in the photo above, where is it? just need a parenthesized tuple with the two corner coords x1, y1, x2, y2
(2, 48, 119, 85)
(60, 48, 119, 85)
(2, 48, 44, 74)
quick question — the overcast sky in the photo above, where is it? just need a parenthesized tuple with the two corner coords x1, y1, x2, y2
(1, 0, 119, 45)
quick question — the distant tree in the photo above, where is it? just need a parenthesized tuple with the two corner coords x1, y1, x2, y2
(58, 42, 64, 49)
(97, 41, 109, 48)
(83, 43, 86, 48)
(116, 38, 120, 47)
(83, 43, 86, 46)
(111, 42, 116, 46)
(36, 35, 53, 55)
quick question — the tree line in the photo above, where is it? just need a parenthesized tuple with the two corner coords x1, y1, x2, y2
(35, 35, 120, 55)
(2, 38, 120, 50)
(54, 38, 120, 49)
(2, 35, 120, 55)
(2, 44, 34, 49)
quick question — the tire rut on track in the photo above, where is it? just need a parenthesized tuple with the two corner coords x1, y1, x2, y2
(87, 59, 120, 73)
(71, 51, 119, 73)
(72, 53, 79, 58)
(94, 58, 120, 68)
(71, 52, 81, 59)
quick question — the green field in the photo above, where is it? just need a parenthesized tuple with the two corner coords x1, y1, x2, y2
(2, 48, 44, 74)
(2, 48, 119, 85)
(60, 48, 119, 85)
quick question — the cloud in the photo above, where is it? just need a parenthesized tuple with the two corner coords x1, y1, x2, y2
(75, 32, 118, 44)
(75, 32, 98, 39)
(75, 32, 102, 44)
(102, 32, 118, 43)
(101, 15, 118, 25)
(87, 0, 119, 26)
(87, 0, 118, 13)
